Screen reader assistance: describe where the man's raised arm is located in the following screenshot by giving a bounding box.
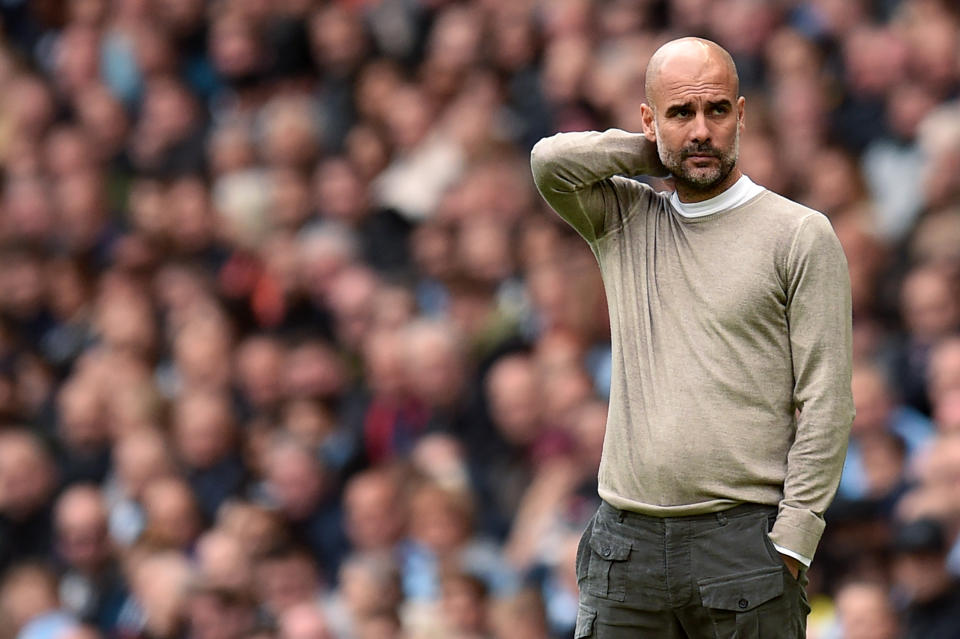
[530,129,666,242]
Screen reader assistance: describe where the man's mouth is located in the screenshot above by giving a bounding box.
[682,146,719,158]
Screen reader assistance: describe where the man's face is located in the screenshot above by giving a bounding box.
[642,52,744,197]
[654,105,740,192]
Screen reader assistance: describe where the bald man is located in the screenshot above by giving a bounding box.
[531,38,854,637]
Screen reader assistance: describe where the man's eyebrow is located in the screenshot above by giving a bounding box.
[664,102,693,117]
[707,99,733,110]
[663,99,733,117]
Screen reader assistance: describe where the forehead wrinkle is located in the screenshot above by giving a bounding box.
[660,80,731,94]
[659,83,734,112]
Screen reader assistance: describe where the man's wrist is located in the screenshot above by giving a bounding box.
[771,543,812,567]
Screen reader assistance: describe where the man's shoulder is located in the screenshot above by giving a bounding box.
[756,189,827,223]
[751,192,847,272]
[751,189,837,238]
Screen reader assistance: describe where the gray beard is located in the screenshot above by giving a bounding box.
[655,121,740,193]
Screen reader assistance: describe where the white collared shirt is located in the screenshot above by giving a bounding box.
[670,175,765,218]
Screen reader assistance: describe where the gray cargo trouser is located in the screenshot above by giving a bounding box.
[575,501,810,638]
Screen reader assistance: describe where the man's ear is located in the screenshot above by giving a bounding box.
[640,103,657,142]
[737,96,746,133]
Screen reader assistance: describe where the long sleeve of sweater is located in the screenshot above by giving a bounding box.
[770,212,856,560]
[530,129,664,242]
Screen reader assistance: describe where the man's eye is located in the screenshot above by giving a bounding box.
[711,106,728,115]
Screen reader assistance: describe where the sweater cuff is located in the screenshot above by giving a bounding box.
[768,504,826,562]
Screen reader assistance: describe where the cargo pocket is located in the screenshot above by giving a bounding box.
[575,514,595,586]
[585,528,631,601]
[699,566,784,638]
[574,602,597,638]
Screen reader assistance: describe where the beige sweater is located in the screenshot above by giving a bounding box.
[531,129,854,561]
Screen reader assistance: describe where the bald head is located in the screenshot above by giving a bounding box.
[645,38,739,110]
[639,37,745,201]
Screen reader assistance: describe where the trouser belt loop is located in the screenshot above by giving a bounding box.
[617,509,625,523]
[717,511,728,526]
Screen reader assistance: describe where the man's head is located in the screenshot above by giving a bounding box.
[833,580,899,639]
[141,476,203,550]
[54,484,110,573]
[850,363,895,438]
[485,354,541,446]
[254,546,321,617]
[264,437,326,521]
[0,430,58,521]
[343,466,406,551]
[900,265,960,344]
[929,336,960,406]
[890,518,954,605]
[172,390,236,471]
[641,37,744,201]
[277,601,333,639]
[194,529,253,592]
[337,552,401,618]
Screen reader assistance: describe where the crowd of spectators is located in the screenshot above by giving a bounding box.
[0,0,959,637]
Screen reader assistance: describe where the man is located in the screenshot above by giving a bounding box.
[0,430,59,573]
[530,38,854,637]
[53,485,127,632]
[831,580,900,639]
[890,518,960,639]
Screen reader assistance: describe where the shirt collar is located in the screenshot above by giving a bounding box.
[670,175,765,218]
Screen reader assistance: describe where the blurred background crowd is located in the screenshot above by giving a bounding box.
[0,0,958,638]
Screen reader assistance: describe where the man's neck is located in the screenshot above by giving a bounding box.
[669,174,764,219]
[675,168,743,203]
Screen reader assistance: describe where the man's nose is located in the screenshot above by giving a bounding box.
[689,112,711,144]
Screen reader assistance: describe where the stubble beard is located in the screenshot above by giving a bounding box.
[655,120,740,194]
